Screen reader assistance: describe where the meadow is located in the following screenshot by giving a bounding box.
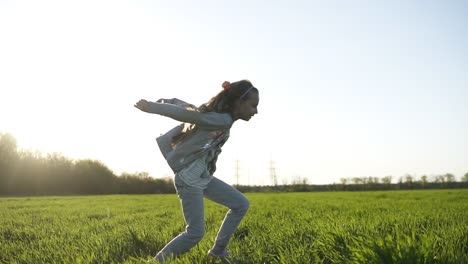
[1,190,467,264]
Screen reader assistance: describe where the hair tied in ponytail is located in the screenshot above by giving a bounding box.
[222,81,231,90]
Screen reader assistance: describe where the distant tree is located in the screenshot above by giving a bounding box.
[463,173,468,182]
[434,175,445,183]
[0,133,19,194]
[291,175,302,185]
[361,177,368,185]
[420,175,428,189]
[405,174,414,189]
[366,177,379,185]
[339,178,348,191]
[14,150,46,195]
[72,159,116,194]
[444,173,456,188]
[432,174,447,189]
[0,133,18,159]
[381,176,392,185]
[397,176,404,189]
[364,177,379,190]
[134,171,150,179]
[373,177,380,184]
[116,172,175,194]
[45,153,74,194]
[444,173,455,183]
[351,177,362,185]
[289,176,309,191]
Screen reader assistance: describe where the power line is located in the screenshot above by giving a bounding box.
[269,159,277,186]
[234,159,240,186]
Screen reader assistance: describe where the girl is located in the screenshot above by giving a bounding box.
[134,80,259,262]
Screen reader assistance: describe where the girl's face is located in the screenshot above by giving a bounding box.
[233,92,259,121]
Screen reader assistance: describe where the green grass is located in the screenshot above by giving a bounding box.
[1,190,467,264]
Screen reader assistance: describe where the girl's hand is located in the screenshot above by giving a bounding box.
[134,99,150,112]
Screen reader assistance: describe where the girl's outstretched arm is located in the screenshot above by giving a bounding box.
[134,99,232,129]
[156,98,198,111]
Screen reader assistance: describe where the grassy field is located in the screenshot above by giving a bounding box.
[1,189,467,264]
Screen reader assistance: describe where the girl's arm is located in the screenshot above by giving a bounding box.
[134,99,232,129]
[156,98,198,111]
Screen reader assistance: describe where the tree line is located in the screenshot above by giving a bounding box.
[235,174,468,193]
[1,132,467,196]
[0,133,174,196]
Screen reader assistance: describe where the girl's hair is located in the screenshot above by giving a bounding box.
[172,80,258,146]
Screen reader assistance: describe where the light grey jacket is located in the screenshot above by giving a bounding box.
[148,98,233,174]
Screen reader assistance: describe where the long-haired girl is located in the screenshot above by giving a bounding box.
[134,80,259,262]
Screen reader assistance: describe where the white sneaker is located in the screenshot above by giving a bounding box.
[207,249,239,263]
[208,249,229,257]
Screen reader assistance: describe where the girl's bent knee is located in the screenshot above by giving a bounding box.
[236,197,250,213]
[186,228,205,243]
[244,198,250,210]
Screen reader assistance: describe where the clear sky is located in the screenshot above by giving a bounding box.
[1,0,467,185]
